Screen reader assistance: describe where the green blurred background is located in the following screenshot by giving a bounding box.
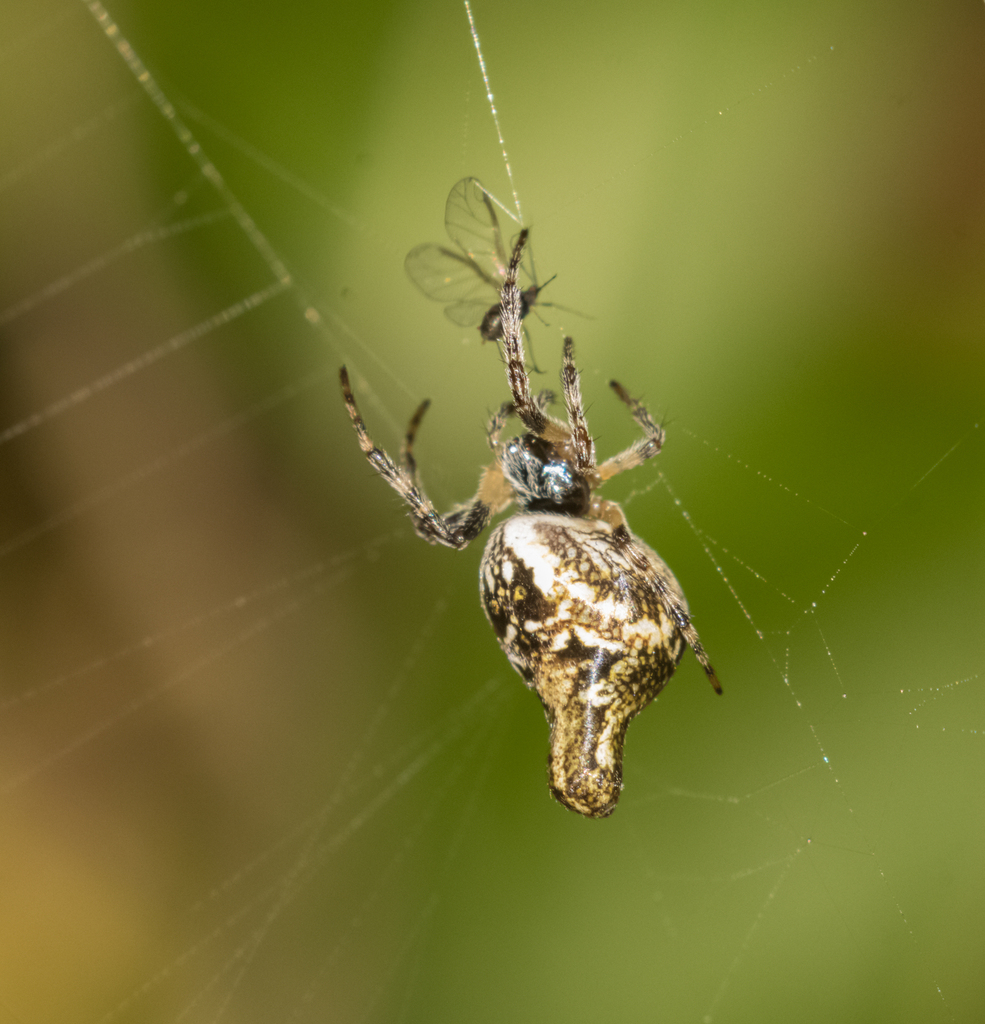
[0,0,982,1022]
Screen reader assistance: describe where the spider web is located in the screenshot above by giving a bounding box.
[0,1,982,1023]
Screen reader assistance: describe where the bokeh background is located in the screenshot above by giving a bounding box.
[0,0,982,1022]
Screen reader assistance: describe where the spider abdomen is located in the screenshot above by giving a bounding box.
[480,513,688,817]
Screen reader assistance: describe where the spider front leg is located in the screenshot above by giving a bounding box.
[339,367,490,550]
[560,336,596,472]
[499,229,549,435]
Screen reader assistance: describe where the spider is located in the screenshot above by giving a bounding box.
[340,229,720,818]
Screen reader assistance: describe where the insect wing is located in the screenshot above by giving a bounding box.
[444,299,497,329]
[405,178,528,332]
[444,177,516,286]
[404,242,500,305]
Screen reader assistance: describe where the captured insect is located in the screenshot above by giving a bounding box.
[404,177,552,346]
[341,230,720,818]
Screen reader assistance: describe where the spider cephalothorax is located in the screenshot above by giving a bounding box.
[340,229,720,817]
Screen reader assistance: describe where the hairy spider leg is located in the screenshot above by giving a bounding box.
[499,229,548,435]
[485,389,556,449]
[559,336,596,472]
[339,367,488,549]
[621,536,722,695]
[596,380,667,481]
[576,376,720,695]
[400,398,431,483]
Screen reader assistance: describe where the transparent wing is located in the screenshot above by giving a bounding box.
[444,299,496,329]
[404,242,500,304]
[443,177,517,285]
[405,178,535,334]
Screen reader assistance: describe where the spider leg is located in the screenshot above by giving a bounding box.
[339,367,490,550]
[486,389,556,449]
[444,460,514,533]
[400,398,431,483]
[500,230,548,435]
[560,337,596,472]
[596,380,666,481]
[534,388,556,411]
[683,624,723,694]
[486,401,517,449]
[617,527,722,695]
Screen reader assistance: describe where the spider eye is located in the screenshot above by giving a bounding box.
[502,437,590,516]
[530,462,590,514]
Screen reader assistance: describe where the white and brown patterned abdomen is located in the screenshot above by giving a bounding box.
[480,513,688,817]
